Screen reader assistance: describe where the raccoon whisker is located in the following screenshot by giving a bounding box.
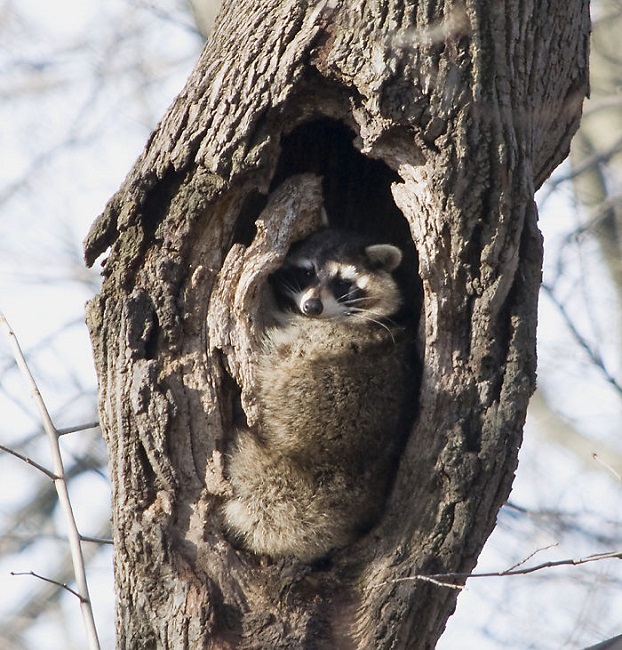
[277,280,302,297]
[367,318,396,343]
[340,295,391,313]
[339,297,375,310]
[351,305,399,325]
[339,295,365,304]
[346,305,398,326]
[346,308,397,342]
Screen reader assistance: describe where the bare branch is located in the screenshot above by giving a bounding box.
[541,284,622,395]
[592,453,622,482]
[0,443,58,480]
[372,550,622,590]
[11,571,84,602]
[57,421,100,436]
[539,134,622,199]
[0,313,101,650]
[370,575,465,591]
[80,535,113,545]
[504,543,559,573]
[458,550,622,579]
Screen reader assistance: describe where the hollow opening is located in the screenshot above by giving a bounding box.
[270,118,423,324]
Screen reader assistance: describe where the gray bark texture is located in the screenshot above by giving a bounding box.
[84,0,589,648]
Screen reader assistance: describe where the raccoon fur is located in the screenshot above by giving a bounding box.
[223,229,418,562]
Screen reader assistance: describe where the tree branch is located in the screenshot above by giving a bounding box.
[11,571,84,602]
[0,443,58,480]
[57,421,100,436]
[592,453,622,482]
[80,534,114,545]
[372,550,622,590]
[0,312,101,650]
[541,284,622,395]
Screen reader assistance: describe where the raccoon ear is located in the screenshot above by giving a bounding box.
[365,244,402,272]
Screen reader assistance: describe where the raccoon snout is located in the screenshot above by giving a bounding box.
[302,297,323,316]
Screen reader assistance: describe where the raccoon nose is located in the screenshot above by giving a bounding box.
[302,298,323,316]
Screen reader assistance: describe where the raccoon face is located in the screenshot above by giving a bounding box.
[270,230,404,322]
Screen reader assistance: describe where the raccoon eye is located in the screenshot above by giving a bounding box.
[293,265,316,288]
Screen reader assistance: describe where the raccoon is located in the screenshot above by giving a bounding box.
[223,229,418,562]
[269,229,404,323]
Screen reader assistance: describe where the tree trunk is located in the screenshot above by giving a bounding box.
[84,1,589,648]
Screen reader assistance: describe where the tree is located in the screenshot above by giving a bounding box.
[83,1,589,647]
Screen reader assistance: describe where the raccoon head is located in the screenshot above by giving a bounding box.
[270,230,404,322]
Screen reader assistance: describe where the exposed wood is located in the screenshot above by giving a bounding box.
[85,0,589,647]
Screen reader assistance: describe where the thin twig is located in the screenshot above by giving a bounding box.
[370,550,622,590]
[373,574,465,590]
[0,443,58,480]
[439,550,622,580]
[541,284,622,395]
[0,312,101,650]
[592,453,622,482]
[2,531,113,546]
[57,421,100,436]
[504,543,559,573]
[11,571,84,601]
[80,534,114,545]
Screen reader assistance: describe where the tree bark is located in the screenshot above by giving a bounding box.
[84,1,589,648]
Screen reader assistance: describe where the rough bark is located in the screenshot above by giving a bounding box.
[84,1,589,648]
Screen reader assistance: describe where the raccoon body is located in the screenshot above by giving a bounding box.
[223,229,417,562]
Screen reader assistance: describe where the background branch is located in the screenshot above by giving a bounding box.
[0,313,101,650]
